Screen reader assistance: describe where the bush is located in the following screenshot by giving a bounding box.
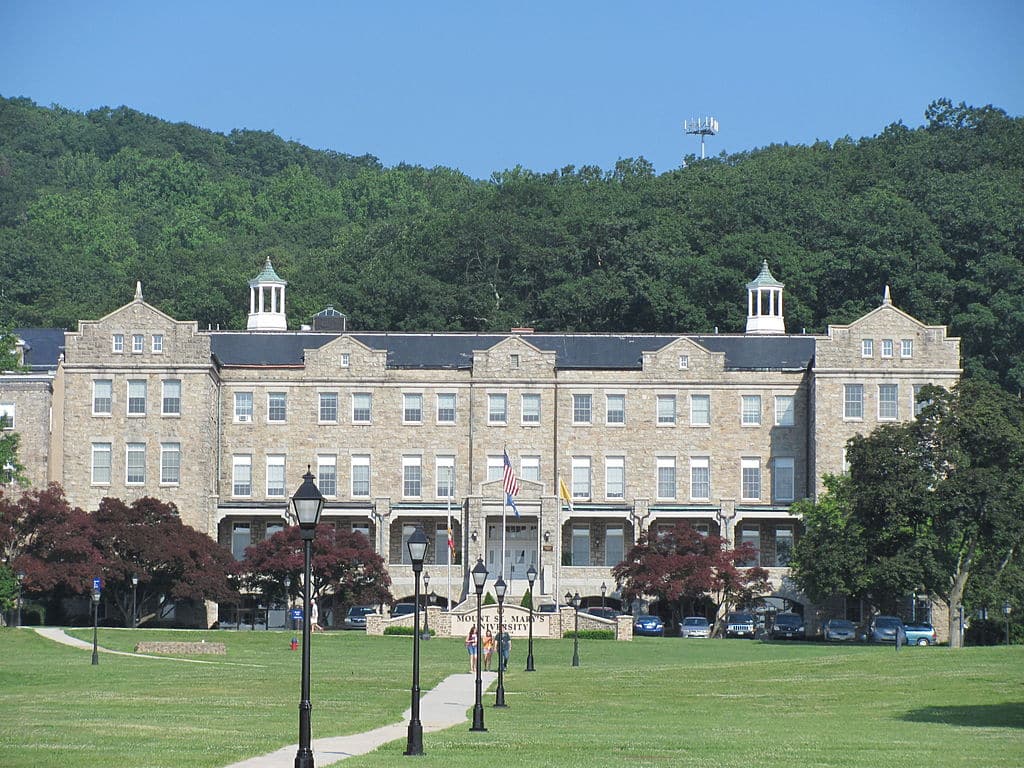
[564,629,614,640]
[384,626,435,637]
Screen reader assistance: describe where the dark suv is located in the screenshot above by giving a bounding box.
[770,613,806,640]
[725,612,757,639]
[867,615,907,644]
[343,605,375,630]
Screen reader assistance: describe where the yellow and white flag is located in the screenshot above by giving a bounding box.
[558,474,574,513]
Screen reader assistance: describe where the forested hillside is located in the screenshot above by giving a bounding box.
[1,96,1022,391]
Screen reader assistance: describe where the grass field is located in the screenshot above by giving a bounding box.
[1,627,1021,767]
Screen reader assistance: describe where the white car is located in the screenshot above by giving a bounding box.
[679,616,711,638]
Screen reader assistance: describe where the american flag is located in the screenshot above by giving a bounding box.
[503,450,520,516]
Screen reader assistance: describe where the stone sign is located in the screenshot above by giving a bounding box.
[449,605,551,638]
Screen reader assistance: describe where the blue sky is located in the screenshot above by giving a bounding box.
[2,1,1021,179]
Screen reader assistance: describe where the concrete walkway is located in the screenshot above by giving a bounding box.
[32,627,497,766]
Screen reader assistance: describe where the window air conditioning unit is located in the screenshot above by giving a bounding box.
[238,414,251,423]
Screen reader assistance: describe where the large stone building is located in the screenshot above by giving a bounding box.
[2,260,961,629]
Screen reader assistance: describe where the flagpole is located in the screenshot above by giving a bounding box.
[446,493,452,612]
[502,494,507,581]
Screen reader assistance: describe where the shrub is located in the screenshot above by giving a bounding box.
[564,629,614,640]
[384,626,435,637]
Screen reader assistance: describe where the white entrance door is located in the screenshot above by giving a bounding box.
[486,522,538,584]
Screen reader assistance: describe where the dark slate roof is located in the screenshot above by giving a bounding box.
[210,331,816,371]
[13,328,65,371]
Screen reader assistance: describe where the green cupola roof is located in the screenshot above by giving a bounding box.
[250,257,286,285]
[746,259,784,290]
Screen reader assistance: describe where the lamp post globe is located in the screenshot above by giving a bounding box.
[404,526,428,755]
[1004,600,1012,647]
[91,586,101,665]
[131,574,138,629]
[493,576,507,708]
[600,581,607,610]
[567,591,581,667]
[290,467,324,768]
[421,571,431,640]
[525,564,537,672]
[16,570,25,628]
[284,575,293,630]
[470,557,488,732]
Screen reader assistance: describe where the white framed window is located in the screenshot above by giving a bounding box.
[861,339,874,358]
[234,391,253,422]
[91,442,111,484]
[488,393,507,424]
[161,379,181,416]
[572,394,592,424]
[657,394,676,425]
[232,455,252,496]
[231,522,251,561]
[112,334,124,353]
[901,339,914,358]
[351,454,371,497]
[913,384,930,417]
[151,334,163,353]
[132,334,144,354]
[266,456,286,499]
[266,455,286,497]
[878,383,899,420]
[741,458,761,501]
[520,455,540,482]
[319,392,338,422]
[656,456,677,500]
[775,526,794,566]
[317,455,337,497]
[606,394,625,425]
[773,457,795,502]
[436,455,455,498]
[690,394,710,426]
[605,456,625,499]
[690,456,710,500]
[571,456,591,499]
[678,354,689,370]
[844,384,864,420]
[160,442,180,485]
[126,443,146,485]
[402,455,422,498]
[352,392,372,423]
[510,353,520,368]
[127,380,147,416]
[92,380,112,416]
[403,393,423,423]
[486,455,503,482]
[352,521,370,542]
[571,525,591,566]
[739,525,760,566]
[437,393,456,424]
[605,525,624,566]
[267,392,287,422]
[775,395,795,426]
[265,522,284,540]
[741,395,762,426]
[340,353,350,368]
[881,339,894,358]
[521,393,541,424]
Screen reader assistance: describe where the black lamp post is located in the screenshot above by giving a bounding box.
[1004,600,1012,646]
[600,581,607,611]
[566,590,581,667]
[91,584,101,665]
[420,571,431,641]
[284,576,293,631]
[470,557,488,732]
[131,574,138,628]
[525,564,537,672]
[291,467,325,768]
[404,526,428,756]
[16,570,24,628]
[493,576,507,708]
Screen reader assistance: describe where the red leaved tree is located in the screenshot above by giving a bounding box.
[612,521,770,633]
[239,524,392,628]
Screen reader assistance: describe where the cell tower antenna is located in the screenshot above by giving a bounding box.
[683,116,719,160]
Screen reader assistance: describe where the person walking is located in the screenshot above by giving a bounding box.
[498,629,512,672]
[482,629,495,671]
[465,626,478,673]
[310,599,323,632]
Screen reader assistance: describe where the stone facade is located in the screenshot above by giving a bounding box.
[3,266,962,632]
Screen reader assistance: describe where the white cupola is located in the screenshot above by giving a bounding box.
[745,259,786,335]
[247,257,288,331]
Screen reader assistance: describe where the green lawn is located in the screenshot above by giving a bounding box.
[2,628,1021,767]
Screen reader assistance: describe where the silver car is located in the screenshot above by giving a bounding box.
[679,616,711,638]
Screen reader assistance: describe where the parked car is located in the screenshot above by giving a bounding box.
[822,618,858,642]
[537,604,559,613]
[679,616,711,638]
[390,603,417,618]
[586,607,621,620]
[770,612,806,640]
[633,614,665,636]
[867,615,907,644]
[341,605,375,630]
[903,622,938,646]
[725,612,757,639]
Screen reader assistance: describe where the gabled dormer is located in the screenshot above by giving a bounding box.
[247,257,288,331]
[745,260,786,335]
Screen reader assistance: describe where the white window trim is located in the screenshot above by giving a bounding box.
[690,394,710,427]
[774,395,795,427]
[605,455,625,499]
[740,457,761,501]
[232,455,252,497]
[741,395,762,427]
[773,457,795,502]
[605,393,626,426]
[352,392,372,424]
[656,456,677,501]
[520,393,541,426]
[436,393,457,424]
[160,442,181,486]
[403,392,424,424]
[351,454,371,497]
[689,456,710,501]
[843,383,864,422]
[572,393,593,425]
[487,393,508,425]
